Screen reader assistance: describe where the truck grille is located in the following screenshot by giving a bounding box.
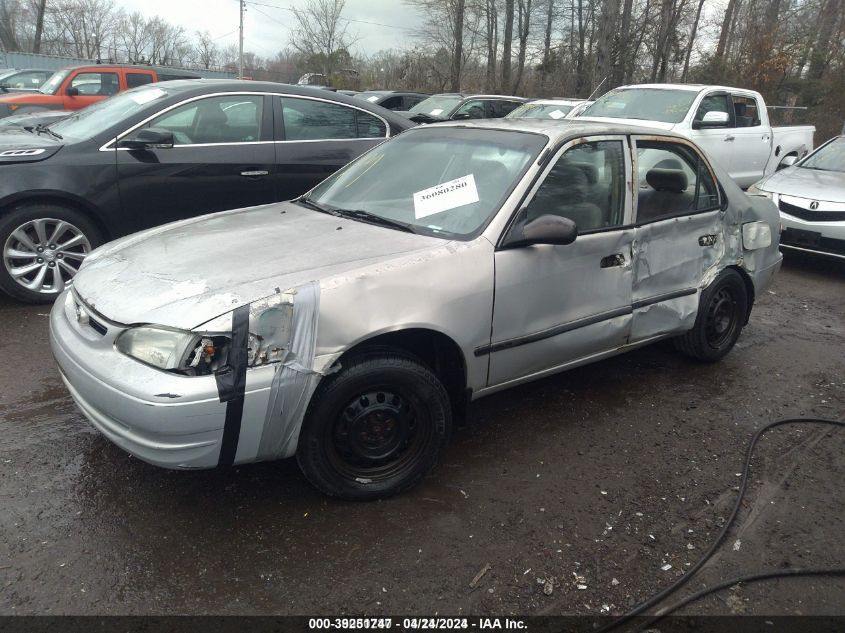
[779,199,845,222]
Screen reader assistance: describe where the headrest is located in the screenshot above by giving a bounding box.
[565,161,598,184]
[197,105,227,125]
[653,158,683,170]
[646,168,687,193]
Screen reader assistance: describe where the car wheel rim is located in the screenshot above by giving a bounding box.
[705,287,738,348]
[3,218,91,295]
[328,388,429,481]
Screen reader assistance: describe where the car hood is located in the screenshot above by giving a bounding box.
[0,127,62,162]
[73,202,446,330]
[758,166,845,202]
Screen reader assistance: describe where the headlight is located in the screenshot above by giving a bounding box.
[115,326,230,376]
[746,182,773,199]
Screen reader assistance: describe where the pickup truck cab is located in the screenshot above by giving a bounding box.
[0,64,201,119]
[581,84,815,188]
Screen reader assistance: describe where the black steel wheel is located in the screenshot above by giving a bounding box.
[675,268,749,362]
[297,350,451,500]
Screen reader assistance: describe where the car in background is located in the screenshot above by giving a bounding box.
[580,84,814,188]
[49,119,782,500]
[748,135,845,260]
[0,80,414,303]
[400,93,527,123]
[0,68,53,93]
[505,98,588,120]
[354,90,429,111]
[0,109,71,129]
[0,64,202,118]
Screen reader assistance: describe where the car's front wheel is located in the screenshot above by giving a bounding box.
[0,203,102,303]
[674,268,748,362]
[297,351,452,500]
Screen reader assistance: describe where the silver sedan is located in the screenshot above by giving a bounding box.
[749,135,845,260]
[50,120,782,499]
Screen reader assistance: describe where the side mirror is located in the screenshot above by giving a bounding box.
[502,213,578,249]
[777,155,798,170]
[118,127,175,150]
[692,110,730,129]
[452,111,471,120]
[66,86,79,97]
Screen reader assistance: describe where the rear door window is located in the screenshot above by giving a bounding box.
[281,97,385,140]
[127,73,154,88]
[731,95,761,127]
[635,141,720,223]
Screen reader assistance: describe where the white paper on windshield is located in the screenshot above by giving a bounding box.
[367,95,379,102]
[130,88,166,105]
[430,108,444,116]
[413,175,479,219]
[548,109,565,119]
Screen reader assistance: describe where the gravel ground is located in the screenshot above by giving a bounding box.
[0,251,843,618]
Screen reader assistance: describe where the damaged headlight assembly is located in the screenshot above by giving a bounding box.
[114,292,295,376]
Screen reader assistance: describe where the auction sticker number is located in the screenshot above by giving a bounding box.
[413,175,480,219]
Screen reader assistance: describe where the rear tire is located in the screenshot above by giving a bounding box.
[297,350,451,500]
[0,203,102,304]
[674,268,748,362]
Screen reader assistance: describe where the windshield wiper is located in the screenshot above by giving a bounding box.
[333,208,417,233]
[295,196,338,215]
[34,123,62,140]
[409,112,442,123]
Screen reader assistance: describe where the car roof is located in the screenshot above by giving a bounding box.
[58,64,202,77]
[423,117,689,143]
[523,99,587,106]
[430,93,528,101]
[612,83,758,95]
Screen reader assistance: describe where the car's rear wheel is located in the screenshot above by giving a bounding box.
[674,268,748,362]
[0,204,102,304]
[297,351,451,500]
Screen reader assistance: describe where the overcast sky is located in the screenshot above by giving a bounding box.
[113,0,424,59]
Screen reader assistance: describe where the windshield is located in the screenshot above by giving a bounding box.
[408,95,463,117]
[305,127,547,238]
[506,102,575,119]
[39,70,70,95]
[48,86,170,142]
[800,137,845,172]
[583,88,697,124]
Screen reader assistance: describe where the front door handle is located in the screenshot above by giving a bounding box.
[240,170,269,178]
[724,135,735,142]
[699,234,718,247]
[600,253,626,268]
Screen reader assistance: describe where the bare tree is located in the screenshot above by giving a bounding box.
[290,0,356,76]
[194,30,219,69]
[501,0,514,91]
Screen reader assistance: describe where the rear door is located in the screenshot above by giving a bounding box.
[488,136,635,387]
[727,92,770,187]
[272,95,389,200]
[629,136,723,342]
[115,93,276,233]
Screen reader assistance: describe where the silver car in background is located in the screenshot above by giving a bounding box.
[50,120,782,500]
[749,135,845,260]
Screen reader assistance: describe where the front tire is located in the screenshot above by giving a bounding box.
[674,268,748,362]
[0,203,102,304]
[297,351,452,500]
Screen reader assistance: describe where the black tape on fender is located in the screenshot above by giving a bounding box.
[215,304,250,467]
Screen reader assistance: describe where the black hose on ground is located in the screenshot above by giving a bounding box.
[597,417,845,633]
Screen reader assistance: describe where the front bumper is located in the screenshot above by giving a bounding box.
[50,289,230,469]
[778,195,845,260]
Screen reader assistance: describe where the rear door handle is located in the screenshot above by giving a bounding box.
[240,170,269,178]
[600,253,626,268]
[724,135,735,142]
[699,234,717,247]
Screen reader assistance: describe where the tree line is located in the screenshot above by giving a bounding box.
[1,0,843,140]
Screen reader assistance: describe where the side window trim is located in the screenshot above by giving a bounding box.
[496,134,633,248]
[103,91,281,151]
[276,94,390,143]
[631,135,722,225]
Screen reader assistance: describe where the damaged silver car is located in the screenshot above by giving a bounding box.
[50,120,782,500]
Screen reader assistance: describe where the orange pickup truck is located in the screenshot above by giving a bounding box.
[0,64,201,118]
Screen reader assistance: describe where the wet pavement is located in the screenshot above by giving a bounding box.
[1,252,843,617]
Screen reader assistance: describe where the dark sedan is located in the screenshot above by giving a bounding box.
[400,93,527,123]
[0,80,414,303]
[354,90,429,110]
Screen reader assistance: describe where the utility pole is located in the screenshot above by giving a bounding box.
[238,0,245,79]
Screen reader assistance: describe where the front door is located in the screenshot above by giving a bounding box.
[62,70,120,110]
[488,136,635,387]
[630,136,724,342]
[116,93,276,234]
[688,91,734,174]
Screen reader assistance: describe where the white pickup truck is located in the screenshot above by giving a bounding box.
[580,84,815,188]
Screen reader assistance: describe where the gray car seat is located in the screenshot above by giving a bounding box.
[637,168,694,222]
[527,164,602,231]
